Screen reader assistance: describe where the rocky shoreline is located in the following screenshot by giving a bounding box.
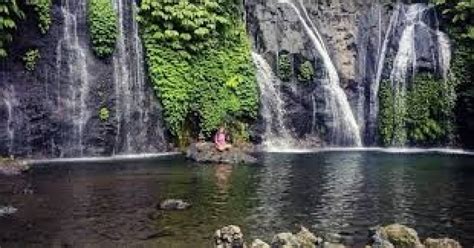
[0,158,29,176]
[186,142,258,164]
[213,224,462,248]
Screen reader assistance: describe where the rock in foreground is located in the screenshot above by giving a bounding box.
[186,143,257,164]
[0,158,29,176]
[159,199,191,210]
[214,225,245,248]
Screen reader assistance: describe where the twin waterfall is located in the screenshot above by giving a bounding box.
[254,0,362,149]
[253,1,452,150]
[0,1,453,157]
[53,0,164,157]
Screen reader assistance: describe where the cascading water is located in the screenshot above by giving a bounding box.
[56,0,91,157]
[252,53,297,150]
[112,0,166,154]
[1,86,17,155]
[278,0,362,147]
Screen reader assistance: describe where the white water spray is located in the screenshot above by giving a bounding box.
[56,0,91,156]
[252,52,297,150]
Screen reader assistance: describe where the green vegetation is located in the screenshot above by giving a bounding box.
[297,60,314,82]
[139,0,258,146]
[432,0,474,147]
[378,74,455,147]
[0,1,24,58]
[432,0,473,41]
[22,48,40,71]
[278,53,292,81]
[99,107,110,122]
[27,0,52,34]
[87,0,118,58]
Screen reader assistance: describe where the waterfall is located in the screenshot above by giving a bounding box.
[379,4,452,146]
[1,86,17,155]
[252,53,297,150]
[112,0,165,154]
[279,0,362,147]
[56,0,91,157]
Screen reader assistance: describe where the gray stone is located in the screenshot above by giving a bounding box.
[295,226,322,247]
[271,232,300,248]
[371,224,423,248]
[250,239,270,248]
[214,225,245,248]
[424,238,461,248]
[159,199,191,210]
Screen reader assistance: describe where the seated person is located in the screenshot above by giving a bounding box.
[214,127,232,152]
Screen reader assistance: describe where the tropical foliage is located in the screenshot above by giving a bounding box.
[87,0,118,58]
[27,0,52,34]
[297,60,314,82]
[23,48,40,71]
[0,0,24,58]
[278,53,292,81]
[378,74,455,147]
[139,0,258,145]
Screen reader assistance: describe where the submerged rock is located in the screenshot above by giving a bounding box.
[0,158,29,176]
[424,238,461,248]
[186,142,257,165]
[214,225,245,248]
[0,206,18,217]
[159,199,191,210]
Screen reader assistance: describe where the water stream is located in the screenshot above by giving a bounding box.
[56,0,91,157]
[279,0,362,147]
[252,53,297,150]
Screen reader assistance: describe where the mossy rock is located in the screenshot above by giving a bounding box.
[379,224,423,248]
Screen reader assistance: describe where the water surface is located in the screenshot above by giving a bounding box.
[1,151,474,247]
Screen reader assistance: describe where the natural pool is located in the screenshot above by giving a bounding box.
[1,150,474,247]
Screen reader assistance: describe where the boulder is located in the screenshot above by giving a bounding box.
[186,142,257,165]
[295,226,323,247]
[271,232,300,248]
[424,238,461,248]
[214,225,245,248]
[0,206,18,217]
[371,224,423,248]
[250,239,270,248]
[159,199,191,210]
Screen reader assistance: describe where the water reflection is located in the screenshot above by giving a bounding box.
[1,153,474,247]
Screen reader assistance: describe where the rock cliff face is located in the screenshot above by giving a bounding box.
[246,0,449,146]
[0,0,167,158]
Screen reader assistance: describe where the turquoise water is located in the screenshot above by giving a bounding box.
[1,151,474,247]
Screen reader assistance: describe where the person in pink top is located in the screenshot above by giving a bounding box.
[214,126,232,152]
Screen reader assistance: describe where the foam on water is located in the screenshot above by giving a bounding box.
[26,152,181,165]
[264,147,474,156]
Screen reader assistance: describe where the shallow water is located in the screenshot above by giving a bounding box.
[1,151,474,247]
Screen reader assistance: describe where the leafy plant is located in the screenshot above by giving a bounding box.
[138,0,230,56]
[99,107,110,122]
[278,53,292,81]
[0,0,24,58]
[22,48,40,71]
[297,60,314,82]
[87,0,118,58]
[27,0,52,34]
[140,0,258,145]
[432,0,474,40]
[378,74,456,146]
